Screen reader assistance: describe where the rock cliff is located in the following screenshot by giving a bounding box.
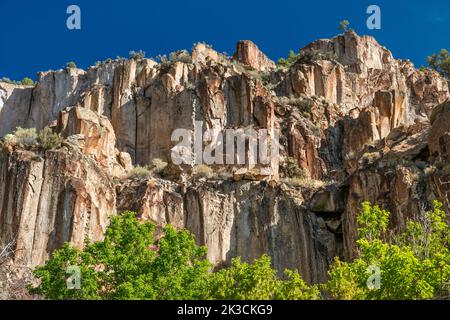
[1,30,449,285]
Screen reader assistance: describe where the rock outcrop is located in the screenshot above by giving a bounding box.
[0,146,116,267]
[1,31,450,286]
[233,40,276,72]
[117,178,342,283]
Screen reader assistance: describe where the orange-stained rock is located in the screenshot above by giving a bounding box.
[233,40,276,72]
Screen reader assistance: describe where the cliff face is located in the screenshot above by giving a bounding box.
[0,146,116,266]
[1,30,449,284]
[117,179,342,284]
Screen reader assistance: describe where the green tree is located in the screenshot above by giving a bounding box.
[66,61,77,69]
[338,20,350,32]
[21,77,34,86]
[427,49,450,78]
[30,212,319,300]
[208,255,319,300]
[31,212,212,299]
[324,201,450,300]
[277,50,299,67]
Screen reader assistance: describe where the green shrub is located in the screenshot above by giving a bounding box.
[338,20,350,32]
[192,164,214,179]
[2,127,38,147]
[38,127,63,150]
[298,49,337,64]
[151,158,168,174]
[209,255,319,300]
[30,212,319,300]
[21,77,34,86]
[169,50,192,64]
[277,50,299,68]
[128,165,151,179]
[323,201,450,300]
[66,61,77,69]
[427,49,450,78]
[282,156,307,179]
[129,50,146,60]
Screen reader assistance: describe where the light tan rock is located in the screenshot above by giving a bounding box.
[57,106,127,177]
[233,40,275,72]
[0,147,116,267]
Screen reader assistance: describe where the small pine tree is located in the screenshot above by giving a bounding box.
[427,48,450,78]
[66,61,77,69]
[338,20,350,32]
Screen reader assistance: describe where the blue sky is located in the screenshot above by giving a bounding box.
[1,0,450,80]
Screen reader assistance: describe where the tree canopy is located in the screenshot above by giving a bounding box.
[30,201,450,300]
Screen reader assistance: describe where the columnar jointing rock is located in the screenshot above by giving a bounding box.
[117,179,342,283]
[0,147,116,267]
[0,31,450,284]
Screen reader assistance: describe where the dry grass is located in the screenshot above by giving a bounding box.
[2,127,38,147]
[127,165,152,180]
[192,164,214,179]
[282,177,326,189]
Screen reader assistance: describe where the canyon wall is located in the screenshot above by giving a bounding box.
[1,30,449,284]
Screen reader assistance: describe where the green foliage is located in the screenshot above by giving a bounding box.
[277,50,299,67]
[28,199,450,300]
[21,77,34,86]
[0,77,22,85]
[129,50,146,60]
[169,50,193,64]
[357,202,390,241]
[2,127,38,147]
[324,201,450,300]
[66,61,77,69]
[282,156,307,179]
[298,49,337,64]
[128,165,151,179]
[208,255,319,300]
[31,212,212,300]
[338,20,350,32]
[38,127,63,150]
[427,49,450,78]
[151,158,168,174]
[30,213,319,300]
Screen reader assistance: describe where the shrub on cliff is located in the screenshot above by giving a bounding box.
[192,164,214,179]
[338,20,350,32]
[21,77,34,86]
[323,201,450,299]
[128,165,151,179]
[151,158,168,174]
[129,50,146,60]
[66,61,77,69]
[427,49,450,78]
[169,50,192,64]
[277,50,299,68]
[2,127,38,147]
[38,127,63,150]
